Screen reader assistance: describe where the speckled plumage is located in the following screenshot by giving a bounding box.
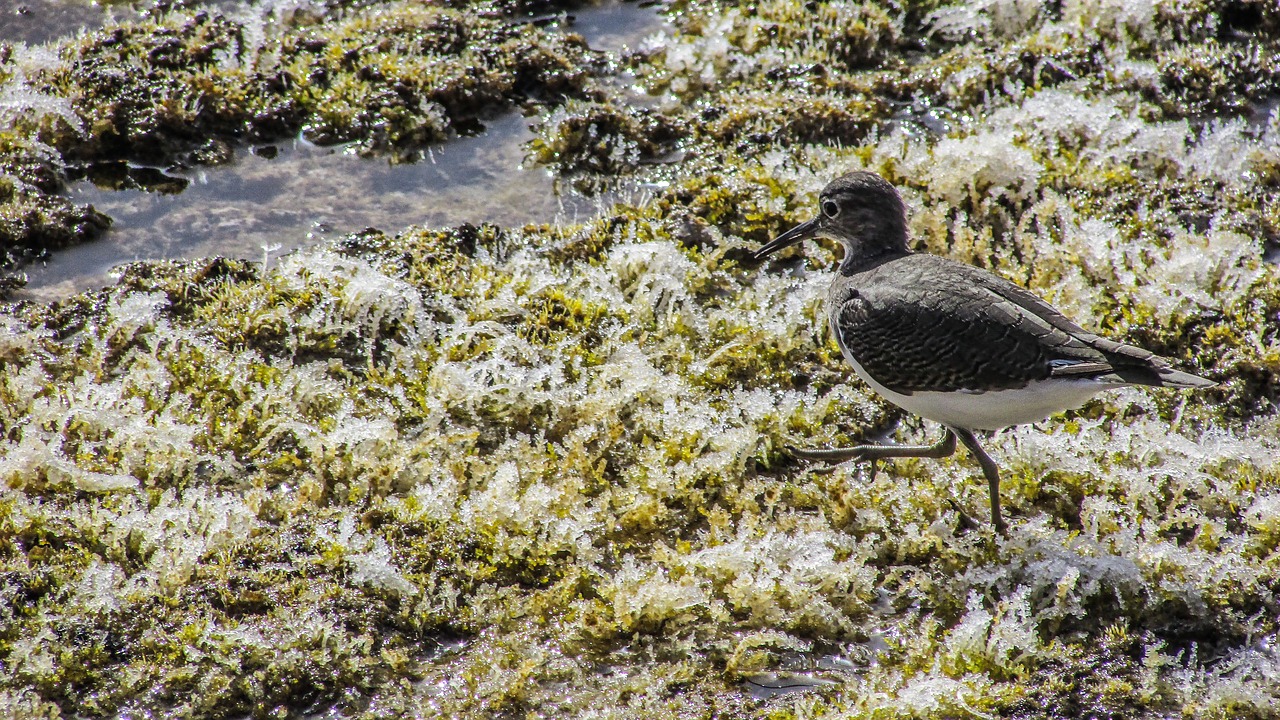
[754,170,1215,532]
[828,252,1202,395]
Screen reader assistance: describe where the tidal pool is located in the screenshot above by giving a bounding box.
[0,0,140,45]
[15,0,668,300]
[0,0,255,45]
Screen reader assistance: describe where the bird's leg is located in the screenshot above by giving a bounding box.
[788,428,957,464]
[952,428,1007,535]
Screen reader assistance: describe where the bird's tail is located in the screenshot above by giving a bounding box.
[1153,366,1216,389]
[1081,335,1216,390]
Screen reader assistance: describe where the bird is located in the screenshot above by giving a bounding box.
[753,170,1215,533]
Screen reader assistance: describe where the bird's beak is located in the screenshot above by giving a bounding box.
[753,217,819,260]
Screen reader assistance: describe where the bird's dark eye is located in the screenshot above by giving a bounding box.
[821,199,840,218]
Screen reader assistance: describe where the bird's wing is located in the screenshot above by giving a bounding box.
[958,262,1214,389]
[834,268,1101,394]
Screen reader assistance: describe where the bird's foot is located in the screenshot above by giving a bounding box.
[801,457,880,481]
[946,498,980,534]
[786,430,957,466]
[786,444,873,464]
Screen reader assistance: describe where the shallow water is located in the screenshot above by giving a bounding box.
[0,0,662,46]
[0,0,251,45]
[20,113,610,300]
[0,0,137,45]
[13,0,669,301]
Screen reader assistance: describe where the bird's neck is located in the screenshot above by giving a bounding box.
[838,244,910,276]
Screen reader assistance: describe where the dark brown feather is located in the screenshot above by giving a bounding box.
[830,254,1210,393]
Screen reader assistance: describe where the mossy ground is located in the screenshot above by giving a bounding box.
[2,0,1280,718]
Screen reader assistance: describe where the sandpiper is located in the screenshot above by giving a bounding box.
[755,171,1215,533]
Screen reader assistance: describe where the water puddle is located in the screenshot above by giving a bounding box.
[561,0,666,52]
[0,0,137,45]
[12,0,669,301]
[20,112,605,300]
[0,0,246,46]
[739,637,886,700]
[742,671,840,699]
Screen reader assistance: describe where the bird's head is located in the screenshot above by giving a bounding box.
[754,171,909,270]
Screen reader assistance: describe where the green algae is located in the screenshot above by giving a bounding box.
[2,0,1280,719]
[38,3,599,164]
